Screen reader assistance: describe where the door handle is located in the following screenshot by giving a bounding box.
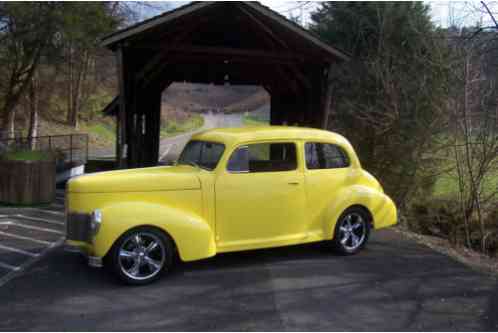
[288,181,300,185]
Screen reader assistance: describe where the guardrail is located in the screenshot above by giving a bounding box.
[0,134,89,165]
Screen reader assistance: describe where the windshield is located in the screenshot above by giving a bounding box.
[177,140,225,171]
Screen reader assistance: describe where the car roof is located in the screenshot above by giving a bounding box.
[191,126,350,147]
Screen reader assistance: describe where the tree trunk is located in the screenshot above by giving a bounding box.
[3,105,16,140]
[2,47,43,139]
[66,48,90,128]
[27,75,39,150]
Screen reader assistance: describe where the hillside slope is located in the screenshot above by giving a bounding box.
[162,83,270,113]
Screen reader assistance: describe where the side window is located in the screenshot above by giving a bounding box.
[199,142,225,170]
[227,142,297,173]
[305,143,350,169]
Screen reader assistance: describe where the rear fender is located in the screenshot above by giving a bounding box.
[93,202,216,261]
[323,185,397,239]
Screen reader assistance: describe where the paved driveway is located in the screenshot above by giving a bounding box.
[0,221,496,331]
[0,191,65,284]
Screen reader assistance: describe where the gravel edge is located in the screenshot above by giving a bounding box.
[393,227,498,279]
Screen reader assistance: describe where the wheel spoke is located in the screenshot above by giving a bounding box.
[346,215,353,228]
[352,222,363,230]
[144,256,161,272]
[339,226,348,232]
[133,235,142,247]
[128,260,141,277]
[119,250,135,260]
[340,232,350,244]
[351,233,360,247]
[145,241,158,254]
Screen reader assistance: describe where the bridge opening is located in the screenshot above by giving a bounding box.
[159,82,270,164]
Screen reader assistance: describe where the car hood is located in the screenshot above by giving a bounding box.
[67,165,201,194]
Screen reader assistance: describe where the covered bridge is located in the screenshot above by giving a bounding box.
[101,1,349,168]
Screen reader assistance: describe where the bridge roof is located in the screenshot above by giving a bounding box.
[101,1,349,62]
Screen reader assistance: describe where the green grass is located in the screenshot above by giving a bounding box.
[242,114,268,126]
[86,123,116,142]
[83,114,204,146]
[161,114,204,138]
[427,133,498,199]
[433,165,498,198]
[1,150,54,161]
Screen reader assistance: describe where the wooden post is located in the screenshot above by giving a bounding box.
[140,87,162,166]
[270,93,285,125]
[116,46,127,169]
[321,64,335,130]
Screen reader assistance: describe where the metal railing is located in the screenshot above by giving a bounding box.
[0,134,89,165]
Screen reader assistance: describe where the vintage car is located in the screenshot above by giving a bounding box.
[65,127,397,284]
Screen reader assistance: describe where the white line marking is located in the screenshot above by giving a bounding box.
[27,208,64,217]
[15,214,64,226]
[50,203,65,209]
[0,237,64,287]
[0,221,64,235]
[159,144,172,161]
[0,231,53,245]
[0,262,21,271]
[0,244,38,257]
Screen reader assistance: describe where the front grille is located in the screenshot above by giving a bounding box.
[66,213,92,242]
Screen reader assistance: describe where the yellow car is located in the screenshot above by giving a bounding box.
[65,127,397,284]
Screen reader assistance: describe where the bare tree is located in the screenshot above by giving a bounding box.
[449,24,498,252]
[0,3,58,139]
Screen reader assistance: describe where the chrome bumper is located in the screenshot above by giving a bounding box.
[64,244,103,268]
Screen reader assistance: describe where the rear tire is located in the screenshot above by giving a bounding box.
[108,226,174,285]
[332,207,370,255]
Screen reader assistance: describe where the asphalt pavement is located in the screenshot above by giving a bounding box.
[0,191,65,285]
[0,214,496,331]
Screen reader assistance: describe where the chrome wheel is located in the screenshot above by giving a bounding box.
[338,212,367,252]
[118,232,166,281]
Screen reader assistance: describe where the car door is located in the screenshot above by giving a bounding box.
[304,142,352,235]
[215,141,307,251]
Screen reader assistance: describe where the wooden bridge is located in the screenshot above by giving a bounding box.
[101,1,349,168]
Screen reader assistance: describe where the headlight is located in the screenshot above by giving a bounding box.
[90,209,102,236]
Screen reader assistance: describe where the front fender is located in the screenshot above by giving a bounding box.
[323,185,397,239]
[93,202,216,261]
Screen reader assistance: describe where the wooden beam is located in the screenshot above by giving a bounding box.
[321,64,335,130]
[135,16,214,82]
[134,45,312,63]
[143,61,290,89]
[102,2,217,48]
[237,4,289,50]
[116,46,127,168]
[244,2,350,61]
[234,5,299,95]
[237,3,320,93]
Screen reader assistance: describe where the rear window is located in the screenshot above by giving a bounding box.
[305,143,350,169]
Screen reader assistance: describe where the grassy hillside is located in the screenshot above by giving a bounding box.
[7,83,268,158]
[163,83,269,112]
[225,89,270,113]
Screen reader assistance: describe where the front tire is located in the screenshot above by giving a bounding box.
[332,208,370,255]
[108,227,174,285]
